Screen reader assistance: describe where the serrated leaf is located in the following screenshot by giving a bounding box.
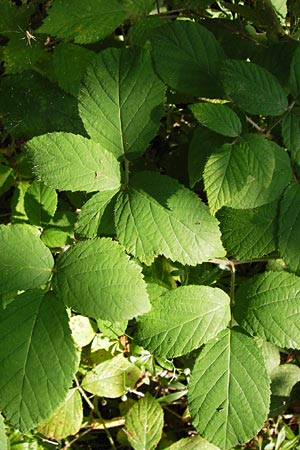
[37,389,83,440]
[282,108,300,165]
[82,354,140,398]
[37,0,126,44]
[52,237,151,322]
[289,46,300,97]
[75,189,118,239]
[125,393,164,450]
[221,59,288,116]
[0,225,54,294]
[188,126,225,188]
[0,413,8,450]
[235,271,300,348]
[165,435,220,450]
[217,202,278,260]
[52,43,95,97]
[204,134,291,214]
[26,132,121,193]
[0,72,85,138]
[279,184,300,274]
[79,46,166,160]
[190,103,242,137]
[188,328,270,449]
[115,171,225,265]
[24,180,57,227]
[0,290,78,431]
[151,21,225,97]
[135,285,230,358]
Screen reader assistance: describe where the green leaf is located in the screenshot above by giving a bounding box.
[289,46,300,97]
[188,328,270,449]
[221,59,288,116]
[125,393,164,450]
[0,225,54,294]
[0,413,8,450]
[26,132,121,193]
[24,180,57,227]
[204,134,291,214]
[151,21,225,97]
[270,364,300,416]
[217,202,278,260]
[190,103,242,137]
[37,389,83,440]
[3,33,46,75]
[37,0,127,44]
[79,46,166,160]
[188,126,225,188]
[97,319,128,340]
[82,354,141,398]
[234,271,300,348]
[52,43,95,97]
[0,164,14,197]
[0,1,34,37]
[0,290,78,431]
[135,285,230,358]
[52,237,151,322]
[115,171,225,266]
[279,184,300,274]
[41,211,76,248]
[282,108,300,165]
[165,435,220,450]
[128,16,168,47]
[0,72,85,138]
[75,189,119,239]
[70,315,97,347]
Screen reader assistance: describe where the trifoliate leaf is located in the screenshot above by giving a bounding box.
[279,183,300,274]
[52,237,151,322]
[221,59,288,116]
[190,103,242,137]
[24,180,57,227]
[289,46,300,98]
[37,389,83,440]
[0,224,54,294]
[26,132,121,193]
[282,108,300,166]
[0,290,78,431]
[188,328,270,449]
[135,285,230,358]
[79,46,166,160]
[37,0,127,44]
[125,393,164,450]
[115,171,225,265]
[151,21,225,97]
[204,134,291,214]
[75,189,119,239]
[82,354,140,398]
[217,202,278,260]
[235,271,300,348]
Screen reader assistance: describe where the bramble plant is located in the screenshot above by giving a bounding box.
[2,0,300,449]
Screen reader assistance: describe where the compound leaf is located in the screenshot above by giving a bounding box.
[235,271,300,348]
[26,132,121,193]
[188,328,270,449]
[0,290,78,432]
[52,237,151,322]
[151,21,225,97]
[79,46,166,160]
[135,285,230,358]
[37,0,127,44]
[190,103,242,137]
[125,393,164,450]
[115,171,225,265]
[221,59,288,116]
[0,225,54,294]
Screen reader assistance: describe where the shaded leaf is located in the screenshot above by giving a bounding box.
[24,180,57,227]
[0,165,14,197]
[165,435,220,450]
[190,103,242,137]
[41,211,76,248]
[282,108,300,166]
[289,46,300,97]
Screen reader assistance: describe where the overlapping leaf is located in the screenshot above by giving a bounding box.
[0,290,78,431]
[135,285,230,358]
[221,59,288,116]
[188,328,270,449]
[165,435,220,450]
[235,271,300,348]
[26,133,121,193]
[282,108,300,165]
[114,171,225,265]
[0,414,7,450]
[289,46,300,97]
[52,237,151,322]
[24,180,57,227]
[79,46,166,160]
[190,103,242,137]
[151,21,225,97]
[0,225,54,294]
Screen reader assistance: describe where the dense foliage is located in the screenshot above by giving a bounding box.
[2,1,300,449]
